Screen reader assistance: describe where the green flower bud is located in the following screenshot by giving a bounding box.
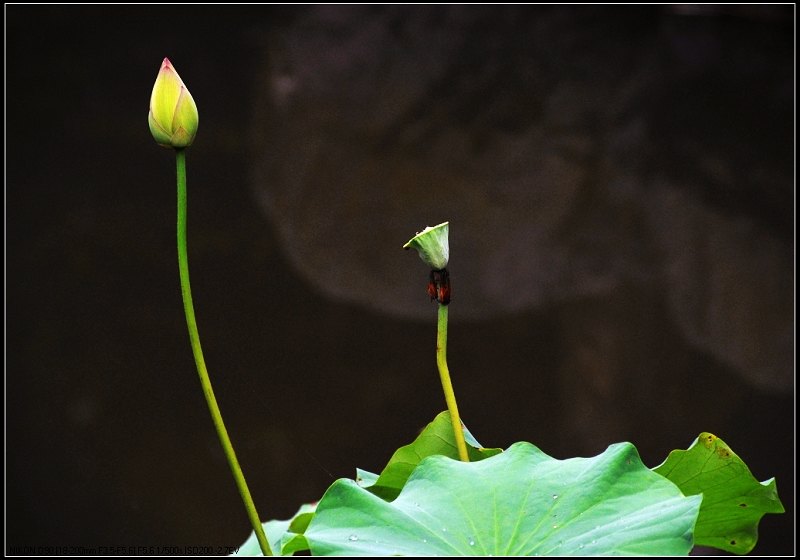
[403,222,450,270]
[148,58,199,148]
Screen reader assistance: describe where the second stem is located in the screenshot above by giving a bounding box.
[436,303,470,462]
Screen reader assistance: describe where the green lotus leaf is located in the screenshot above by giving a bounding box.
[653,432,784,554]
[305,441,702,556]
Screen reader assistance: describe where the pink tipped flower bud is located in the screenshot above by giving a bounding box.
[148,58,199,148]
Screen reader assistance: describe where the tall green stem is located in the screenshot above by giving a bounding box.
[176,149,273,556]
[436,303,469,462]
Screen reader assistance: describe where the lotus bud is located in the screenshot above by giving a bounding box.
[148,58,199,148]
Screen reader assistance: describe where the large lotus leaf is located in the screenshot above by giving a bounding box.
[653,432,784,554]
[305,441,702,556]
[365,411,502,500]
[235,502,316,556]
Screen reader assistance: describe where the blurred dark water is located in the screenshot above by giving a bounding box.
[6,6,794,555]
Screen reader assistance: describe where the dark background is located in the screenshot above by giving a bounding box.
[6,5,794,556]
